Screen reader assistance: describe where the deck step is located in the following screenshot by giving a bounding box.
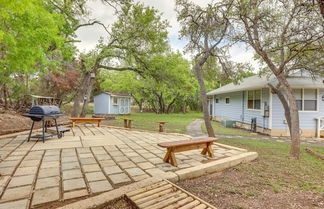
[127,179,216,209]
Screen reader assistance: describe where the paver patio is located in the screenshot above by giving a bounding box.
[0,125,255,208]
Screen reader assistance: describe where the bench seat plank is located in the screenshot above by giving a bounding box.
[69,118,105,127]
[158,137,217,148]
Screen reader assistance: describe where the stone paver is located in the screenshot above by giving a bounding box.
[85,172,107,182]
[35,176,60,189]
[137,162,155,169]
[103,165,122,175]
[125,167,146,177]
[7,175,35,188]
[0,125,250,208]
[118,161,136,169]
[14,167,38,176]
[1,185,32,201]
[32,187,60,206]
[64,189,88,200]
[89,180,113,193]
[108,173,131,184]
[0,199,29,209]
[82,164,101,172]
[61,162,80,171]
[63,169,83,180]
[63,178,86,191]
[38,167,60,178]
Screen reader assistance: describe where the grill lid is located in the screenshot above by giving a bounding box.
[29,105,61,115]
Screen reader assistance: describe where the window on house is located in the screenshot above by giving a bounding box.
[215,98,219,103]
[293,89,317,111]
[225,97,230,104]
[112,97,118,105]
[247,90,261,110]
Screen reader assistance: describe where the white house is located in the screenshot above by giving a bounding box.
[207,73,324,138]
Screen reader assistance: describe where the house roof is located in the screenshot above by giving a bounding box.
[207,74,324,95]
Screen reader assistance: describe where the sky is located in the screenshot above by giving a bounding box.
[75,0,258,69]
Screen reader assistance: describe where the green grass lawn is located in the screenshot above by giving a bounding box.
[101,112,202,134]
[202,120,259,137]
[217,138,324,193]
[178,138,324,208]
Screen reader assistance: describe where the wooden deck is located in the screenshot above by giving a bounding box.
[127,179,216,209]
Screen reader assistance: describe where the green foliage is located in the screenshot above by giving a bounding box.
[99,52,198,113]
[0,0,65,81]
[96,2,170,72]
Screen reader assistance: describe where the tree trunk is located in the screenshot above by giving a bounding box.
[194,62,215,137]
[72,72,90,117]
[277,75,301,159]
[131,95,143,112]
[80,74,96,117]
[166,94,179,114]
[3,84,8,110]
[182,101,186,114]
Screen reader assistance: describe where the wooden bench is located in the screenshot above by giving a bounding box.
[158,137,218,166]
[122,118,133,128]
[157,121,168,132]
[69,118,105,127]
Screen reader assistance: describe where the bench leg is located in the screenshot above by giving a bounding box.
[170,151,177,166]
[97,121,100,127]
[128,120,132,129]
[72,122,75,127]
[163,148,171,163]
[207,143,214,158]
[124,120,128,128]
[201,148,207,155]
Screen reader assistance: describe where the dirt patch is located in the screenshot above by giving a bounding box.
[0,111,70,136]
[177,165,324,209]
[96,195,138,209]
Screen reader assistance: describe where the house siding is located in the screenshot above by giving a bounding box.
[213,91,242,122]
[94,93,109,114]
[271,88,324,130]
[212,88,270,129]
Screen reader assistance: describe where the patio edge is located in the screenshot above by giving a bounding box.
[175,152,258,181]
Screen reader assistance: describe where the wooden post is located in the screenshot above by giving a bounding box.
[128,120,132,128]
[123,119,128,128]
[157,121,168,132]
[159,123,164,132]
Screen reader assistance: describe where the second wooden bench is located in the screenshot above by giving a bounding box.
[158,137,218,166]
[69,117,105,127]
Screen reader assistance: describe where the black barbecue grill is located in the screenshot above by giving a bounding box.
[23,105,64,142]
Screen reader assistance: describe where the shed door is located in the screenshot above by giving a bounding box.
[119,98,129,114]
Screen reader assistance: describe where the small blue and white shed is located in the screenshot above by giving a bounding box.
[94,92,131,115]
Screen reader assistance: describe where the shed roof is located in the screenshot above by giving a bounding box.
[96,92,131,97]
[207,75,324,95]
